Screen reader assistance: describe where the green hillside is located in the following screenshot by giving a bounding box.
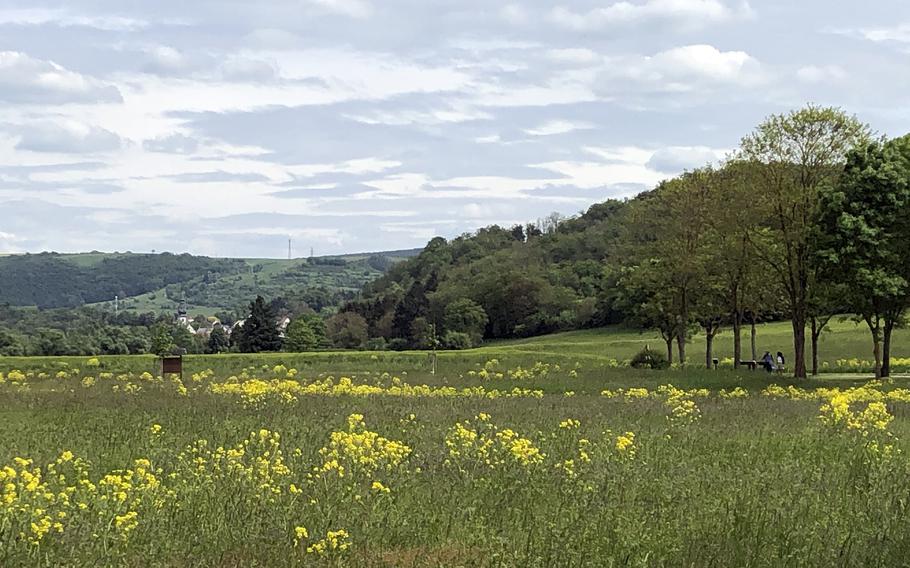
[0,249,419,314]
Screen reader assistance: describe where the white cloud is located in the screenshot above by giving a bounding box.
[14,120,123,154]
[550,0,751,31]
[646,145,728,172]
[524,120,594,136]
[856,23,910,43]
[652,44,758,83]
[142,45,192,75]
[597,44,763,94]
[0,8,148,31]
[0,51,122,104]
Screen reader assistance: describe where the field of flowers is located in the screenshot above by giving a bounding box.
[1,355,910,566]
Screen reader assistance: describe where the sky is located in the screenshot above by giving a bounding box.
[0,0,909,258]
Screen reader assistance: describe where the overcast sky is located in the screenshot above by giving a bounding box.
[0,0,908,257]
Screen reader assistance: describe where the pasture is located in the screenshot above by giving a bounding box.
[1,323,909,566]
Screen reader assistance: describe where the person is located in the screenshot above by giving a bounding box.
[760,351,774,373]
[776,351,785,375]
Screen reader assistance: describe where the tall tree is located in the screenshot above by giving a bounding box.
[625,168,716,363]
[708,161,768,367]
[206,325,229,354]
[818,135,910,377]
[235,296,282,353]
[739,105,870,378]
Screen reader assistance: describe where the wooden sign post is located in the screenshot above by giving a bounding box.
[160,356,183,381]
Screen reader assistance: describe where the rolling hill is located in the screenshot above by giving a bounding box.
[0,249,420,315]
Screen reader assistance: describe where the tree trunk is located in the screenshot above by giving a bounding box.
[750,316,757,361]
[705,331,714,370]
[873,335,882,379]
[676,333,686,365]
[863,315,882,379]
[792,314,807,379]
[665,337,673,364]
[810,317,819,376]
[733,311,742,368]
[883,320,894,378]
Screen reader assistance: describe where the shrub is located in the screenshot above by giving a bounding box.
[441,331,472,350]
[630,346,669,370]
[364,337,387,351]
[388,338,409,352]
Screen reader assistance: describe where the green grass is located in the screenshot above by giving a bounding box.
[1,324,910,566]
[481,318,910,370]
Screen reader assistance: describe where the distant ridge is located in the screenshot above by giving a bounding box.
[0,247,422,312]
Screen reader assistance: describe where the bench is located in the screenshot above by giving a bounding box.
[739,360,757,370]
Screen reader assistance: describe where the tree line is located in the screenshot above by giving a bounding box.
[342,105,910,378]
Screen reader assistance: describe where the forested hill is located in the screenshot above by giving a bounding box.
[0,250,419,312]
[345,199,634,349]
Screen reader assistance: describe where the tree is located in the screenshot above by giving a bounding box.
[624,168,717,364]
[707,161,769,368]
[443,298,488,346]
[818,135,910,377]
[207,325,229,354]
[0,328,24,356]
[739,105,871,378]
[613,264,679,363]
[284,317,320,352]
[151,324,176,357]
[326,312,368,349]
[235,296,282,353]
[32,329,70,356]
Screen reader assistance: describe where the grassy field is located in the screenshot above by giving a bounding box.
[1,327,910,566]
[481,319,910,373]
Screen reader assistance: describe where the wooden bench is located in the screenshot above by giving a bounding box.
[739,360,757,370]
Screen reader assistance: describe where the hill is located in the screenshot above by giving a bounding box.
[0,249,420,314]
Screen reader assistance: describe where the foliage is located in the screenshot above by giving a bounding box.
[818,135,910,377]
[234,296,283,353]
[284,316,326,352]
[326,312,369,350]
[206,326,229,354]
[630,346,670,370]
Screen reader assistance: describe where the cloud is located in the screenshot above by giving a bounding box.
[141,45,195,75]
[0,8,148,31]
[524,120,594,136]
[168,171,273,183]
[596,44,763,96]
[650,44,759,83]
[550,0,751,31]
[14,121,123,153]
[0,51,122,104]
[219,55,279,82]
[852,23,910,44]
[143,133,199,154]
[646,146,728,173]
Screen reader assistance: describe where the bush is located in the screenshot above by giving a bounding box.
[364,337,387,351]
[441,331,472,350]
[630,346,669,370]
[388,338,409,351]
